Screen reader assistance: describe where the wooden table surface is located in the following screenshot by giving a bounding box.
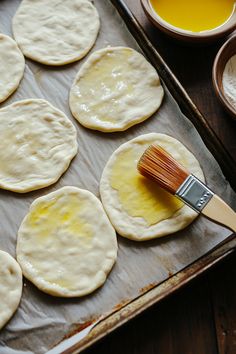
[87,2,236,354]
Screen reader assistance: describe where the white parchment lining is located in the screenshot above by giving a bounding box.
[0,0,235,353]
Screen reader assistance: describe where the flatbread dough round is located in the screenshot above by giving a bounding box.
[69,47,164,132]
[0,99,78,193]
[0,34,25,103]
[12,0,100,66]
[0,250,22,330]
[100,133,205,241]
[17,186,118,297]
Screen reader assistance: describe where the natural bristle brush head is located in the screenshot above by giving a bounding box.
[137,144,189,194]
[138,144,236,232]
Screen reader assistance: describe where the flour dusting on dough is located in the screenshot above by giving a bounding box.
[0,99,78,193]
[0,250,22,330]
[12,0,100,65]
[0,34,24,103]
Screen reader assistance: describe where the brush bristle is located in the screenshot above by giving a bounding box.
[137,145,189,194]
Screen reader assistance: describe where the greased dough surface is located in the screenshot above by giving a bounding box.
[100,133,205,241]
[0,99,77,193]
[12,0,100,65]
[0,250,22,330]
[69,47,164,132]
[17,186,117,297]
[0,34,25,103]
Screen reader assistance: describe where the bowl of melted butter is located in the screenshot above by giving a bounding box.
[141,0,236,42]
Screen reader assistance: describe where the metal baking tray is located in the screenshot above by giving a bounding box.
[0,0,235,353]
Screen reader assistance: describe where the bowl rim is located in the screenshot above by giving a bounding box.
[212,34,236,118]
[141,0,236,40]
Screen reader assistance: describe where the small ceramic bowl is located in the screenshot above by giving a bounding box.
[141,0,236,43]
[213,34,236,119]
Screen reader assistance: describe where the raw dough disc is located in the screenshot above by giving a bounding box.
[0,34,25,103]
[100,133,205,241]
[0,99,78,193]
[12,0,100,66]
[0,250,22,330]
[17,186,118,297]
[69,46,164,132]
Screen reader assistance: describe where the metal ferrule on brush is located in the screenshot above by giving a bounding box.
[176,175,214,213]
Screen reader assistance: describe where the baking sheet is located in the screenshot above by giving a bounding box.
[0,0,235,353]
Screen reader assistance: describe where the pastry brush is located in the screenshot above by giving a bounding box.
[137,145,236,232]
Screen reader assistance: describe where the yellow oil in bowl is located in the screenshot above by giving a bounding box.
[149,0,235,32]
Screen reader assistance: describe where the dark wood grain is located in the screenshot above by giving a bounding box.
[86,256,236,354]
[210,256,236,354]
[85,1,236,353]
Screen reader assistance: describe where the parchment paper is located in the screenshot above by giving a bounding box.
[0,1,235,353]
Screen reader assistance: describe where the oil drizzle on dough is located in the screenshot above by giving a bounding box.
[28,194,93,242]
[73,48,133,123]
[110,147,183,226]
[27,194,93,289]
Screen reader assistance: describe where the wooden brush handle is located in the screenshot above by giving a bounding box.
[202,195,236,232]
